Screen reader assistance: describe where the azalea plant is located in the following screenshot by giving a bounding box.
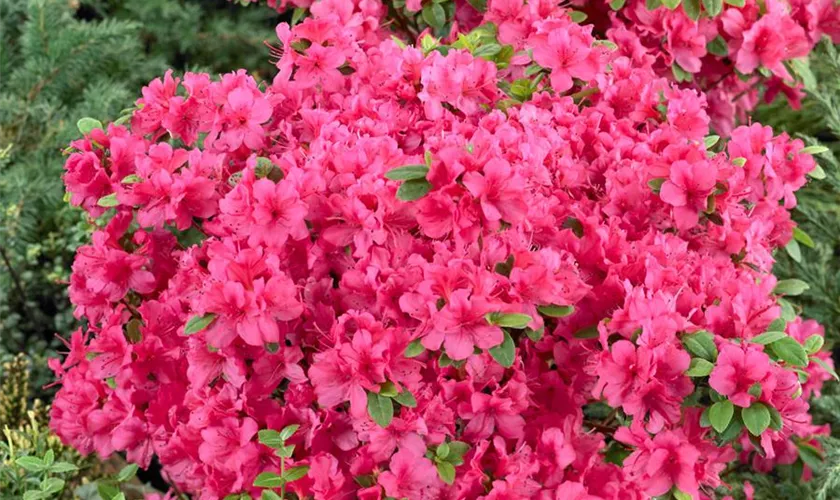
[50,0,836,499]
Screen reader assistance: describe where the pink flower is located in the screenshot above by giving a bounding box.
[377,449,441,499]
[463,158,528,224]
[709,342,771,407]
[422,289,504,360]
[529,19,600,93]
[659,160,717,229]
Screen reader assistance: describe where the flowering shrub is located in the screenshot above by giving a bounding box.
[53,0,836,499]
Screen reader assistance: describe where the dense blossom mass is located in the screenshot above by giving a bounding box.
[54,0,835,499]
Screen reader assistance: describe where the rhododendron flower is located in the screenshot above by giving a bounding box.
[709,342,771,407]
[422,289,504,360]
[659,160,717,229]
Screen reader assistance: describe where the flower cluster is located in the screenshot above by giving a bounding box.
[237,0,839,135]
[54,1,834,499]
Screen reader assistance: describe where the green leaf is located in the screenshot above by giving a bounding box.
[436,461,456,485]
[724,0,744,5]
[276,445,295,459]
[704,135,720,149]
[253,472,285,488]
[97,482,122,500]
[474,43,502,59]
[672,62,692,83]
[184,313,217,335]
[809,164,827,180]
[685,358,714,377]
[404,339,425,358]
[742,402,771,436]
[537,304,575,318]
[569,11,588,23]
[648,177,666,192]
[682,0,701,20]
[43,450,54,467]
[396,179,432,201]
[709,400,734,433]
[804,335,824,355]
[682,331,718,362]
[77,117,103,136]
[661,0,681,9]
[280,424,300,441]
[793,227,815,248]
[15,456,44,472]
[525,327,544,342]
[282,465,310,483]
[367,391,394,427]
[447,441,470,465]
[116,463,139,482]
[41,477,65,494]
[291,7,307,25]
[262,491,282,500]
[789,58,817,91]
[97,193,119,208]
[485,312,532,328]
[394,390,418,408]
[436,442,450,460]
[732,157,747,167]
[259,430,284,449]
[771,337,809,367]
[702,0,722,16]
[785,239,801,263]
[49,462,79,474]
[707,36,728,56]
[23,492,46,500]
[573,325,599,339]
[797,441,824,469]
[751,331,787,345]
[422,3,447,30]
[385,165,429,181]
[646,0,662,8]
[718,417,743,442]
[673,489,692,500]
[748,382,762,398]
[773,279,810,296]
[778,298,797,321]
[489,331,516,368]
[609,0,627,9]
[801,145,829,155]
[768,406,783,430]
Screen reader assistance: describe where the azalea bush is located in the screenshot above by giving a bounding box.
[50,0,837,499]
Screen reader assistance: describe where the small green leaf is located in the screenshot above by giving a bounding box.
[436,460,456,485]
[682,330,718,362]
[422,2,447,30]
[43,450,54,467]
[685,358,714,377]
[436,442,450,459]
[648,177,666,192]
[262,491,282,500]
[41,477,65,494]
[768,406,783,430]
[747,382,762,398]
[485,312,532,329]
[259,429,284,449]
[797,441,824,469]
[709,400,734,433]
[673,489,692,500]
[704,135,720,149]
[282,465,310,483]
[77,117,103,136]
[646,0,662,8]
[367,391,394,427]
[396,179,432,201]
[773,279,810,296]
[291,7,307,25]
[474,43,502,59]
[404,339,425,358]
[804,335,824,355]
[771,337,809,367]
[661,0,681,8]
[447,441,470,465]
[732,157,747,167]
[682,0,701,20]
[724,0,744,5]
[809,164,827,180]
[609,0,626,9]
[672,62,692,82]
[280,424,300,441]
[489,331,516,368]
[379,381,399,398]
[573,325,599,339]
[49,462,79,474]
[184,313,217,335]
[253,472,285,488]
[97,482,121,500]
[538,304,575,318]
[778,298,797,321]
[116,463,139,482]
[785,238,802,262]
[751,331,787,345]
[15,456,44,472]
[793,227,815,248]
[800,145,829,155]
[394,390,418,408]
[525,327,544,342]
[97,193,119,208]
[569,11,588,23]
[742,402,771,436]
[276,444,295,459]
[707,36,728,56]
[385,165,429,181]
[702,0,722,16]
[718,417,744,442]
